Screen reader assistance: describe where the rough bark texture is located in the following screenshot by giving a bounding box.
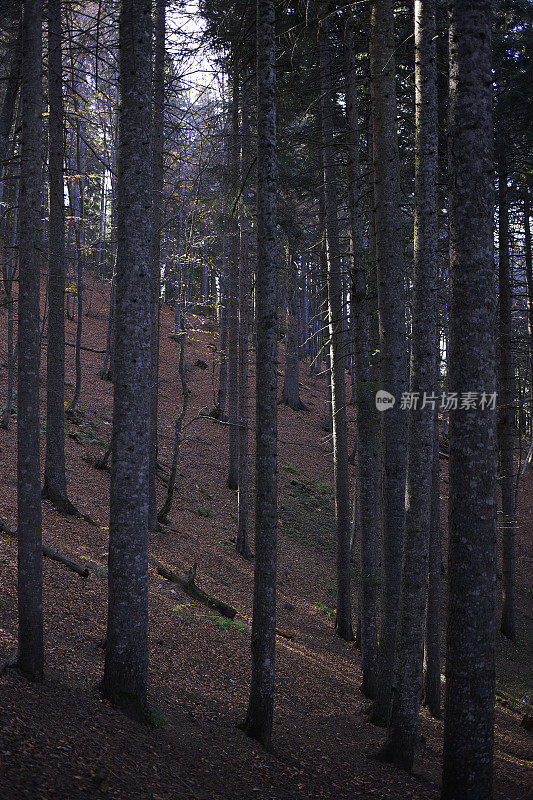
[281,249,301,410]
[237,98,252,560]
[344,9,378,697]
[497,147,516,641]
[227,73,240,491]
[148,0,165,531]
[442,1,497,798]
[101,0,152,721]
[17,0,44,682]
[240,0,278,750]
[319,27,354,643]
[43,0,74,514]
[0,20,20,178]
[369,0,408,724]
[524,191,533,426]
[423,405,441,718]
[381,0,438,769]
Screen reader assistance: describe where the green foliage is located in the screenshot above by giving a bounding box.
[146,705,170,729]
[210,615,248,634]
[194,507,213,518]
[281,463,298,474]
[315,603,335,619]
[81,557,107,577]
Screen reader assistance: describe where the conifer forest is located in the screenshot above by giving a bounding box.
[0,1,532,798]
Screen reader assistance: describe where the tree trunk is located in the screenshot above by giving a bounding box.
[344,9,378,695]
[240,0,278,750]
[17,0,44,682]
[369,0,409,724]
[148,0,165,531]
[43,0,76,515]
[281,247,301,410]
[227,70,240,490]
[237,95,253,560]
[442,1,497,797]
[319,26,354,643]
[423,405,441,718]
[101,0,152,721]
[497,147,516,641]
[380,0,438,768]
[523,190,533,433]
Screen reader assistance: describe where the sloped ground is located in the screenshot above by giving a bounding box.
[0,278,531,800]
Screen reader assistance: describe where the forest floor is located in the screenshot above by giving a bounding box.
[0,278,531,800]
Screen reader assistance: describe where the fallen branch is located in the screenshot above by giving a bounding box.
[152,559,296,640]
[152,560,237,619]
[0,518,89,577]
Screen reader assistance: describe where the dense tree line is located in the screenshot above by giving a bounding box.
[0,1,531,798]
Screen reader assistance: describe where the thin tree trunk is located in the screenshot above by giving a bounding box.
[148,0,165,531]
[497,147,516,641]
[1,179,18,430]
[227,70,240,490]
[344,9,378,695]
[101,0,152,721]
[240,0,278,750]
[281,247,302,410]
[369,0,408,724]
[423,404,441,718]
[237,94,253,560]
[43,0,77,515]
[319,26,354,643]
[442,1,497,797]
[380,0,438,768]
[17,0,44,682]
[523,190,533,432]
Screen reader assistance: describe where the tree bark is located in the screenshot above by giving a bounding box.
[423,405,441,718]
[319,25,354,643]
[281,247,302,410]
[344,9,378,695]
[240,0,278,750]
[101,0,152,722]
[380,0,438,769]
[237,93,253,560]
[17,0,44,682]
[497,146,516,641]
[442,1,497,797]
[227,70,240,490]
[43,0,77,515]
[369,0,408,724]
[148,0,165,531]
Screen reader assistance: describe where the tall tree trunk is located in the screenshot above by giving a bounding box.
[380,0,438,768]
[369,0,408,724]
[43,0,77,515]
[497,147,516,641]
[344,9,378,695]
[0,20,21,185]
[216,260,229,417]
[237,94,253,560]
[442,1,497,797]
[423,404,441,718]
[1,179,18,431]
[281,247,302,410]
[319,25,354,643]
[240,0,278,750]
[227,70,240,490]
[17,0,44,682]
[101,0,152,721]
[523,190,533,433]
[148,0,165,531]
[67,117,85,414]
